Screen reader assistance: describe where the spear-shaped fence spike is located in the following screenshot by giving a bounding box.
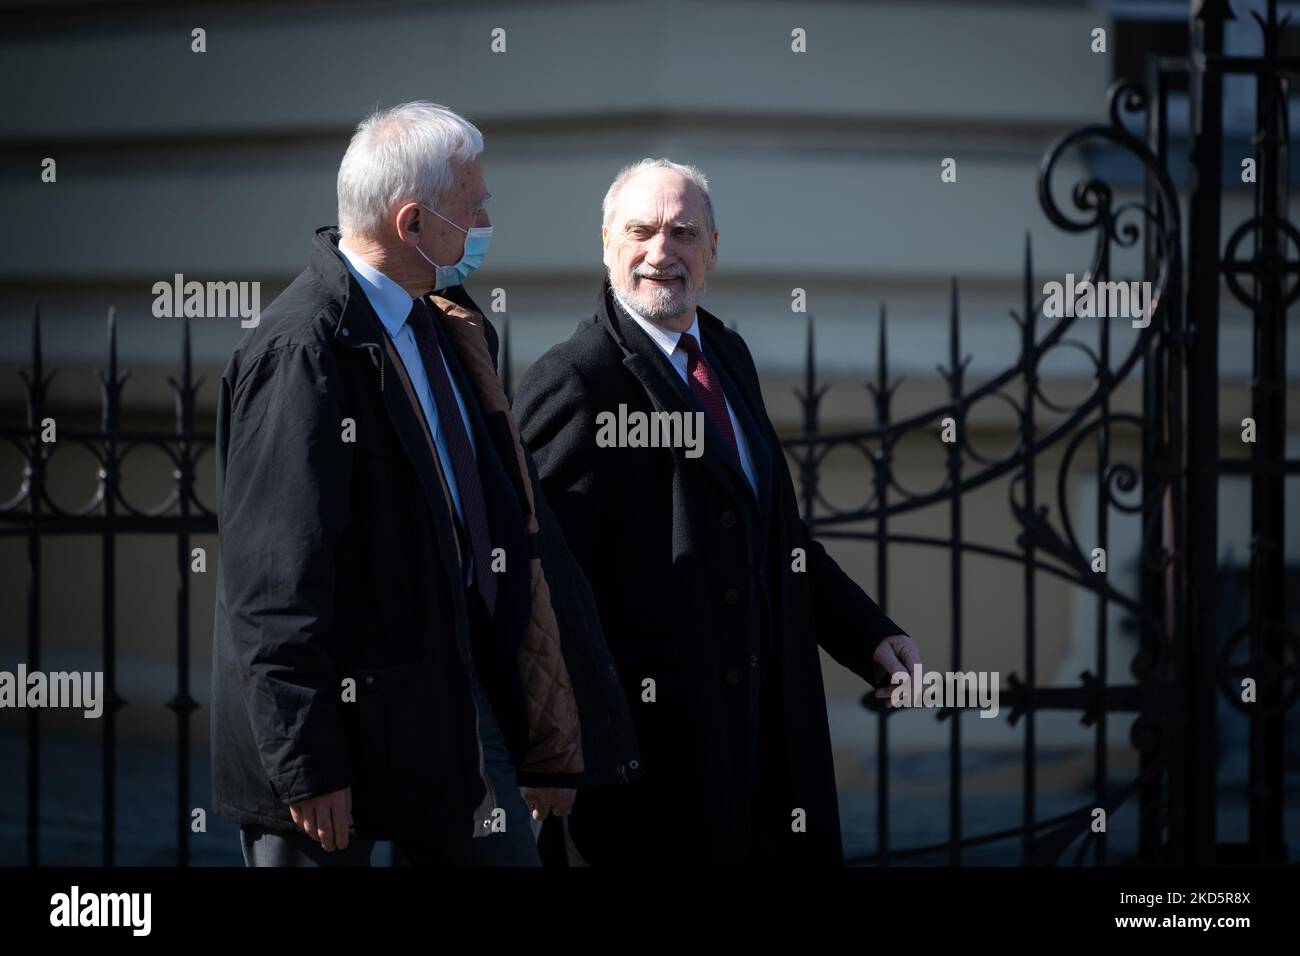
[949,276,960,392]
[803,312,815,400]
[32,302,43,385]
[877,302,888,395]
[1023,232,1036,348]
[182,312,193,390]
[107,305,118,383]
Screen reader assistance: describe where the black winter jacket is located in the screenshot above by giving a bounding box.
[210,229,639,842]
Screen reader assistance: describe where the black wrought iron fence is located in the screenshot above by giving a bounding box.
[1,313,215,866]
[2,0,1295,868]
[782,0,1297,866]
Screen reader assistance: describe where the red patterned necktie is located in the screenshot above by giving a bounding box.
[677,332,740,465]
[407,297,498,614]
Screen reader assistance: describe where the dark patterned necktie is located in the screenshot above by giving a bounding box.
[678,332,740,466]
[407,297,497,614]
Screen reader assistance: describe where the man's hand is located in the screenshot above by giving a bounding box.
[871,633,923,710]
[289,786,352,851]
[522,786,576,822]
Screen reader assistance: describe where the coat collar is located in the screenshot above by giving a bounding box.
[313,226,487,351]
[337,236,416,341]
[595,278,768,512]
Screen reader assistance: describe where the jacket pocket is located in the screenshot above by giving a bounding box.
[351,663,438,822]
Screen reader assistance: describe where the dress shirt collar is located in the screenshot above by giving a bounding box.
[613,291,700,363]
[338,237,418,339]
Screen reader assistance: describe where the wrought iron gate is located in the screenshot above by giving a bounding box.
[784,0,1296,865]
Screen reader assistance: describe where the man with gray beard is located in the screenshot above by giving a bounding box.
[516,159,922,864]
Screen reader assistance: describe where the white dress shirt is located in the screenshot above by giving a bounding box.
[339,238,476,523]
[614,292,758,495]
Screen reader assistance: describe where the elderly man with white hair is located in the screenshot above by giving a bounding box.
[516,158,921,864]
[210,102,639,867]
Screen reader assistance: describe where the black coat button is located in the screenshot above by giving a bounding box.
[724,667,742,686]
[720,510,737,528]
[723,588,740,605]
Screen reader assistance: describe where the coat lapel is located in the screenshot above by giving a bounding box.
[326,255,468,616]
[696,310,776,527]
[604,290,754,509]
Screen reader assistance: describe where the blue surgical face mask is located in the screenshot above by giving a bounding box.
[415,204,493,290]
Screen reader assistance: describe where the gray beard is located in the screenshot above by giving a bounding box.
[610,273,702,323]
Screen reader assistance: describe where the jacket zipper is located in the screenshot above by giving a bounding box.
[470,689,498,838]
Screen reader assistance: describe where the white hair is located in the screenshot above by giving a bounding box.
[601,157,715,234]
[336,101,484,239]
